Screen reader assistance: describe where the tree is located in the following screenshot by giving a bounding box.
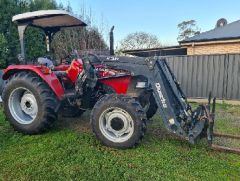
[52,26,107,60]
[51,2,108,60]
[25,27,47,60]
[177,20,200,41]
[0,0,27,65]
[0,34,8,68]
[177,20,201,41]
[119,32,161,51]
[29,0,58,10]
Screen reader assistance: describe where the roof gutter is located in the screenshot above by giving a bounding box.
[181,39,240,46]
[122,46,183,54]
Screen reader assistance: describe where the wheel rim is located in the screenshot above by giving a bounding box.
[8,87,38,124]
[99,107,134,143]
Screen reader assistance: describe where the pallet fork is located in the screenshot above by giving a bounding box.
[208,95,240,154]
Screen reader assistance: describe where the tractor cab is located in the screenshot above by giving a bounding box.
[12,10,87,63]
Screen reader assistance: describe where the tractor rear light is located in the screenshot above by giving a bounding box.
[136,82,147,88]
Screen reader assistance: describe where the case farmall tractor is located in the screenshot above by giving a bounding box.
[1,10,239,152]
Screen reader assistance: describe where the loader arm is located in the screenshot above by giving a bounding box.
[99,56,210,143]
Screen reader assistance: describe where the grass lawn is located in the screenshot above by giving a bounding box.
[0,103,240,180]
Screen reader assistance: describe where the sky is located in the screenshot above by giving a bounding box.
[56,0,240,47]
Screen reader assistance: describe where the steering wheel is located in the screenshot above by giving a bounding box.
[73,50,97,88]
[82,53,101,64]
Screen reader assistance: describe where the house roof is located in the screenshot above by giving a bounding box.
[180,19,240,43]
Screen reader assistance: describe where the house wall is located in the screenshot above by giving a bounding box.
[182,41,240,55]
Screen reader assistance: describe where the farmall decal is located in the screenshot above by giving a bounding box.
[106,56,119,61]
[155,83,167,108]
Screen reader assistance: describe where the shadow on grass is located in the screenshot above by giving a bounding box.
[56,111,210,152]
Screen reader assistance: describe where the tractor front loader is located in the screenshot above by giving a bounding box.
[96,56,240,153]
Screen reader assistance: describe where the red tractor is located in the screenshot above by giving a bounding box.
[1,10,157,148]
[2,10,238,152]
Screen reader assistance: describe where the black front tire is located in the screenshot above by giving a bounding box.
[2,71,58,134]
[91,94,147,149]
[146,94,158,119]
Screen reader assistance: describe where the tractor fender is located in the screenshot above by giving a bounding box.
[2,65,65,100]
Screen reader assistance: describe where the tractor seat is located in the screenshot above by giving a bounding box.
[54,71,71,83]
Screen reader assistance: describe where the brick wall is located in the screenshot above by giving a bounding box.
[183,42,240,55]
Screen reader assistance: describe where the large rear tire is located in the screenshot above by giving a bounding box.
[91,94,146,149]
[2,71,58,134]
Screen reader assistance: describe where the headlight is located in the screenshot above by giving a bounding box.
[136,82,148,88]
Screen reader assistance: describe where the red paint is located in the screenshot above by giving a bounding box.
[66,59,84,82]
[99,76,131,94]
[3,65,65,100]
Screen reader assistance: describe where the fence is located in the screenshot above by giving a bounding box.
[164,54,240,100]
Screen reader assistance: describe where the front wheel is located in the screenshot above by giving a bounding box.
[91,94,146,149]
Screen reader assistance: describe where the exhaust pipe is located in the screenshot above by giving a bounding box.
[110,26,115,56]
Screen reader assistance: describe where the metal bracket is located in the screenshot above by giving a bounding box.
[17,24,28,63]
[145,57,157,70]
[210,133,240,154]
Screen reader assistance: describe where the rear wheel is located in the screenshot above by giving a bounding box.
[91,94,146,149]
[2,72,58,134]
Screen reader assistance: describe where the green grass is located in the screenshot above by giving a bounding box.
[0,104,240,181]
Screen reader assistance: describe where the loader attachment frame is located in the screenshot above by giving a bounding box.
[99,56,240,153]
[207,97,240,154]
